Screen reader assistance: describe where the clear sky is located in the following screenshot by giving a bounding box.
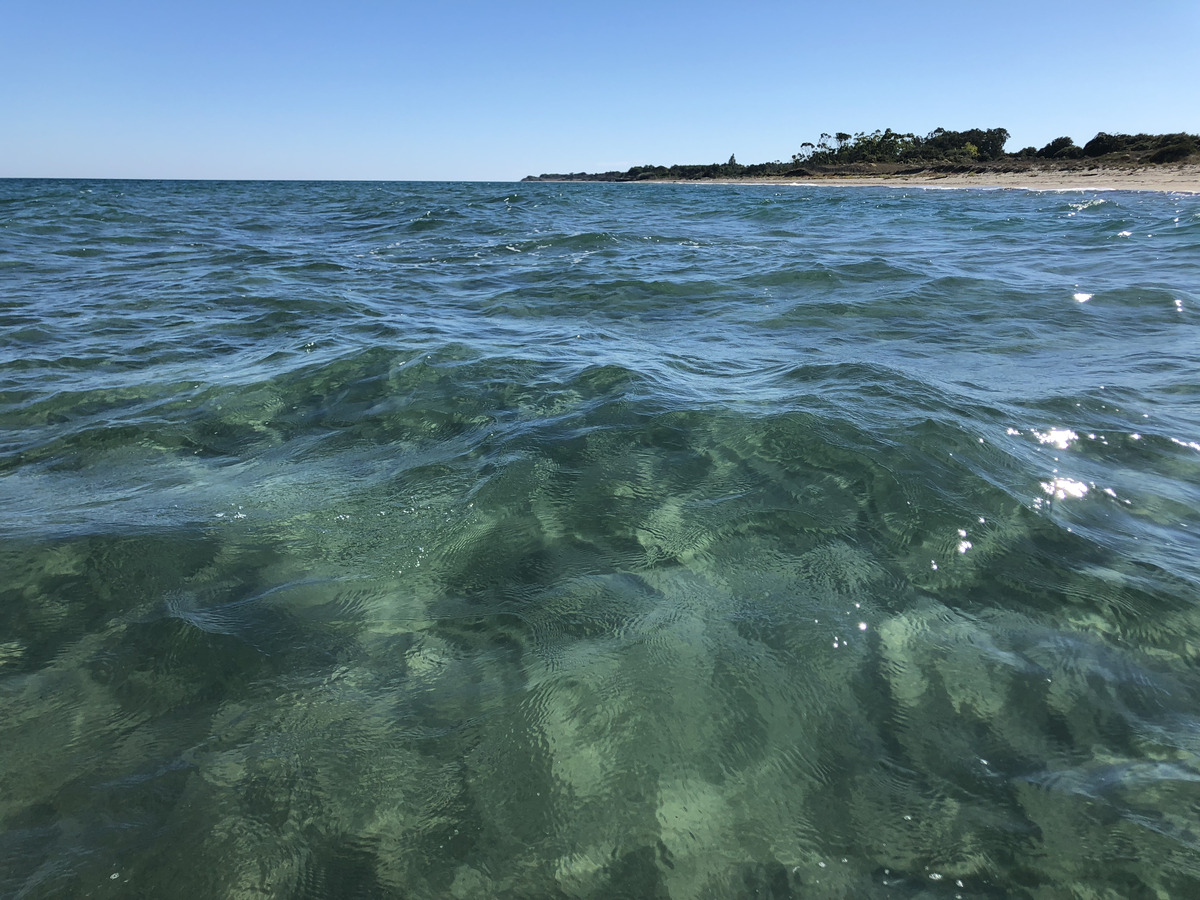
[2,0,1197,181]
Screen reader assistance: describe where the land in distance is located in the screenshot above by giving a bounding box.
[523,128,1200,192]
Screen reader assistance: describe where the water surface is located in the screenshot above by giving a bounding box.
[3,179,1200,898]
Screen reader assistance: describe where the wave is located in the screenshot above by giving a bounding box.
[3,178,1200,898]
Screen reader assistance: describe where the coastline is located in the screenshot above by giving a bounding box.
[532,164,1200,194]
[688,165,1200,193]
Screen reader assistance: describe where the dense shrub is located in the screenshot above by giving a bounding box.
[1083,132,1128,157]
[1148,140,1197,163]
[1037,137,1077,158]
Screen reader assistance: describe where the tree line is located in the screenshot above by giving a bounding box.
[794,128,1198,165]
[796,127,1010,164]
[523,129,1199,181]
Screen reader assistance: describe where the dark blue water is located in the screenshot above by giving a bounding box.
[3,178,1200,899]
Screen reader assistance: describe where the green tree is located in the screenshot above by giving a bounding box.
[1037,136,1077,158]
[794,142,815,162]
[1083,132,1128,157]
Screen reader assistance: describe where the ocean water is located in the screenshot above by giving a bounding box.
[2,178,1200,899]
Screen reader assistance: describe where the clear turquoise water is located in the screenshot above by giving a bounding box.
[2,178,1200,899]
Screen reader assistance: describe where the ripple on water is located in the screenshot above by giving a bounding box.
[2,179,1200,898]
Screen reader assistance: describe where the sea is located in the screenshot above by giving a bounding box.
[2,178,1200,899]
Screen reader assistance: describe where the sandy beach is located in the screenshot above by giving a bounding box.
[693,164,1200,193]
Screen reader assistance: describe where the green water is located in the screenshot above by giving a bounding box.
[3,179,1200,898]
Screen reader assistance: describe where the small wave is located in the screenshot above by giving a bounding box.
[4,178,1200,899]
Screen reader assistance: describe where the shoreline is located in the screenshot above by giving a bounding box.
[536,165,1200,194]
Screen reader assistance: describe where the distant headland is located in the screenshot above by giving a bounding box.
[522,128,1200,192]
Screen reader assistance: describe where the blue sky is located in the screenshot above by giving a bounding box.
[2,0,1197,180]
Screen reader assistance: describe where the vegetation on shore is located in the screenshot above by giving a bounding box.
[523,129,1200,181]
